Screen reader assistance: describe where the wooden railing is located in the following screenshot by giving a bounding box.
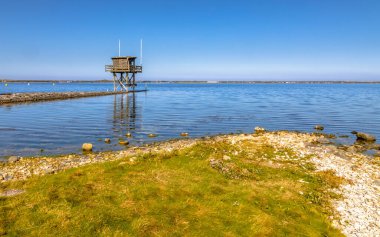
[105,65,143,73]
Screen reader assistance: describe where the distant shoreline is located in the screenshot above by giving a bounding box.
[1,79,380,84]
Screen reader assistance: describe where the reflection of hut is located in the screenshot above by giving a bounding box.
[113,93,138,136]
[105,56,143,91]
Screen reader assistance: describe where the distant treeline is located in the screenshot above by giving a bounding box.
[141,80,380,84]
[1,79,380,84]
[0,79,112,83]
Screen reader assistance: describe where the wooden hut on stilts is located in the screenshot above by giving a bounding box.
[105,40,143,92]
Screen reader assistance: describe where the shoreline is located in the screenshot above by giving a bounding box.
[0,91,147,104]
[1,131,379,182]
[1,131,379,236]
[2,80,380,84]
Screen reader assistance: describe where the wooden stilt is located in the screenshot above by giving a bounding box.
[132,73,136,91]
[113,73,117,92]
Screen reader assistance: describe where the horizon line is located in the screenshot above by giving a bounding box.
[2,79,380,84]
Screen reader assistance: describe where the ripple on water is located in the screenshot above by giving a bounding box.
[1,83,380,158]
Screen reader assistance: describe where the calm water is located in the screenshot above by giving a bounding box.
[1,82,379,159]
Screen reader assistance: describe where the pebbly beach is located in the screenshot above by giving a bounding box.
[1,130,379,236]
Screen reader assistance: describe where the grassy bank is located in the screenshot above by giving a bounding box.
[0,134,344,236]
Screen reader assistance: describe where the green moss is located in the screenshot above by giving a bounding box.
[0,138,343,236]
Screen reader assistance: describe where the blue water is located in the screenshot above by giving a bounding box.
[1,82,379,158]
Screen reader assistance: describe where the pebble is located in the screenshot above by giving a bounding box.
[0,189,25,197]
[129,157,136,162]
[82,143,93,151]
[317,138,330,144]
[314,125,324,130]
[356,132,376,142]
[119,140,129,145]
[8,156,20,163]
[254,126,266,133]
[347,146,357,153]
[371,144,380,150]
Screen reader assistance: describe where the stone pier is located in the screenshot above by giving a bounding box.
[0,90,146,104]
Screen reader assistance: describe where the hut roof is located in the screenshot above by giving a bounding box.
[111,56,137,59]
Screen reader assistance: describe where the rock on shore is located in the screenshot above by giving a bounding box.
[7,156,20,163]
[82,143,93,151]
[355,132,376,142]
[314,125,324,130]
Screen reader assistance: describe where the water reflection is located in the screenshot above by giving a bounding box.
[112,93,139,137]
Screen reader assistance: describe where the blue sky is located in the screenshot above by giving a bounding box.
[0,0,379,81]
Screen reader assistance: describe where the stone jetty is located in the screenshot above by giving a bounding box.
[0,91,145,104]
